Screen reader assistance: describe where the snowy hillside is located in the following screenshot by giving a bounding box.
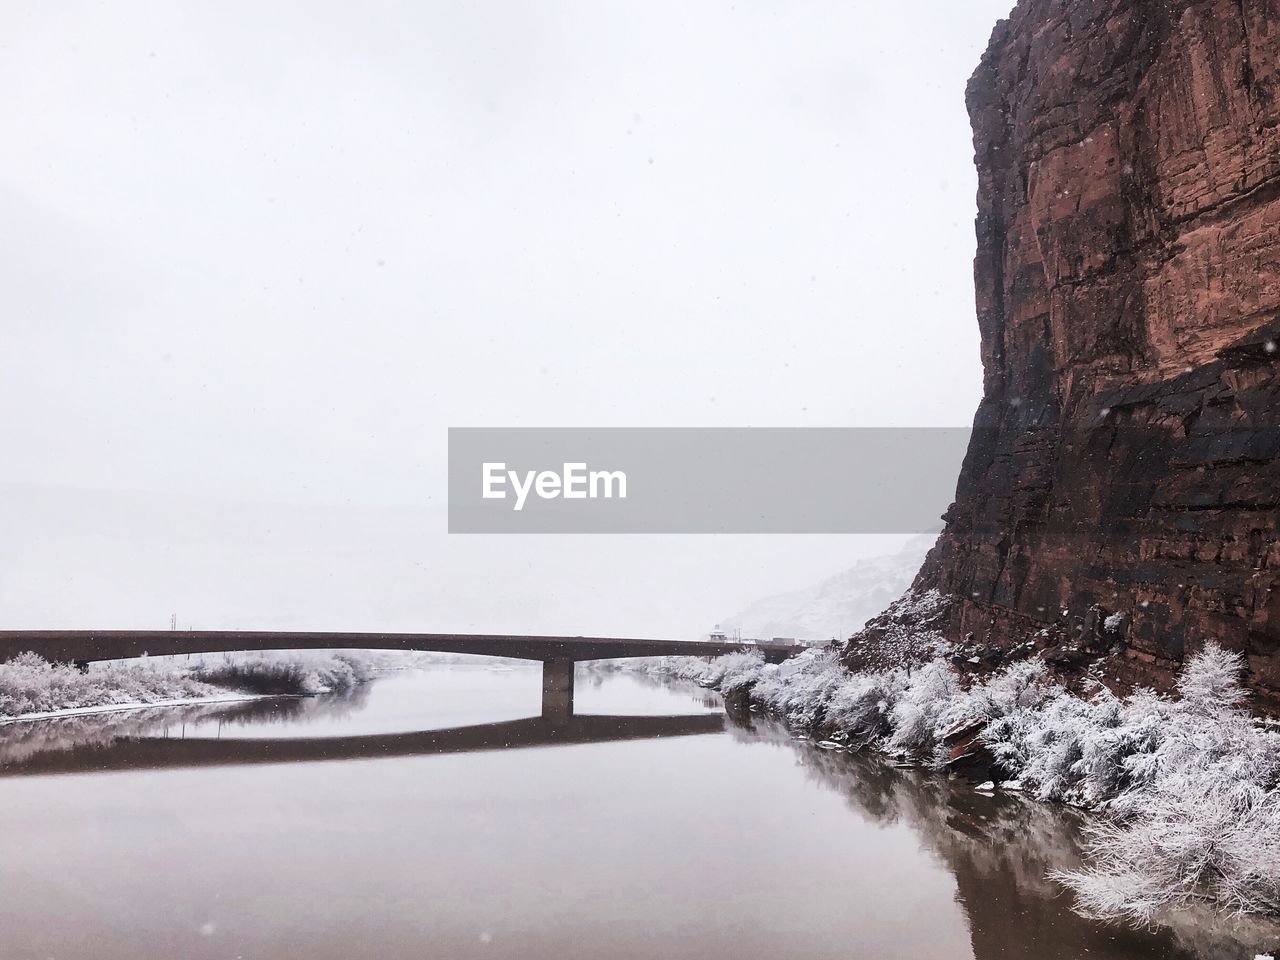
[717,535,935,644]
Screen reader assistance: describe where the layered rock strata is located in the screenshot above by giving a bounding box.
[887,0,1280,701]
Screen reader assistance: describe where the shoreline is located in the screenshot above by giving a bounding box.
[632,645,1280,940]
[0,691,277,726]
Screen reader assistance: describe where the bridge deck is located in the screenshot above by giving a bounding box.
[0,630,804,665]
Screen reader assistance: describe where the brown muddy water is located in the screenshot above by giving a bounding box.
[0,665,1257,959]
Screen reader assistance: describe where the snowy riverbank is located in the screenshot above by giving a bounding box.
[0,692,271,725]
[618,642,1280,935]
[0,651,385,721]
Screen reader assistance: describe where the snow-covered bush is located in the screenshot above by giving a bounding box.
[885,660,961,760]
[1177,641,1250,714]
[938,659,1062,769]
[749,651,846,725]
[655,657,715,683]
[591,655,715,683]
[706,651,766,697]
[1053,644,1280,921]
[825,667,907,740]
[984,686,1124,803]
[192,652,376,695]
[0,650,389,718]
[0,652,217,718]
[1059,762,1280,920]
[942,658,1059,728]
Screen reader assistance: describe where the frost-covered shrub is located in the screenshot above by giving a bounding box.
[657,657,715,683]
[825,668,907,740]
[597,656,714,683]
[1176,641,1250,714]
[192,653,374,695]
[987,688,1109,802]
[706,651,766,697]
[1075,689,1168,802]
[1055,644,1280,922]
[942,658,1059,728]
[0,653,217,718]
[1059,763,1280,921]
[942,659,1062,770]
[995,686,1177,806]
[886,660,960,760]
[0,650,390,718]
[749,651,846,725]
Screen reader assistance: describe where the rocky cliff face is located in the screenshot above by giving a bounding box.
[903,0,1280,701]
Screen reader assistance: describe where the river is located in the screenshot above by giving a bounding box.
[0,664,1245,959]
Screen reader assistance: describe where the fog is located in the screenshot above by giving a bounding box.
[1,1,1013,636]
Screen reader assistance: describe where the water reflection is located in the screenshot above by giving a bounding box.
[724,708,1278,960]
[0,686,723,777]
[0,692,368,767]
[0,670,1274,960]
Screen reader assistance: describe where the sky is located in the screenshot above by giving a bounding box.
[1,1,1015,636]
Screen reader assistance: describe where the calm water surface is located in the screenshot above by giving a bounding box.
[0,665,1230,959]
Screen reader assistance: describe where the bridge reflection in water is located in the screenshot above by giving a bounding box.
[0,691,724,778]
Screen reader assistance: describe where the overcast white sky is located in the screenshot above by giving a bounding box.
[1,1,1014,636]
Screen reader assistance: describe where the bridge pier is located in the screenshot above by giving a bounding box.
[541,659,575,721]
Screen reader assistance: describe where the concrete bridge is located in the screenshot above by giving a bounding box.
[0,629,804,718]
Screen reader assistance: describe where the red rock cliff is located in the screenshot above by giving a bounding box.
[911,0,1280,699]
